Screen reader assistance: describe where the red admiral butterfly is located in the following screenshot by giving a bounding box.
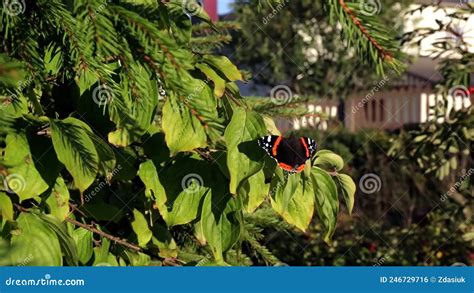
[258,135,317,173]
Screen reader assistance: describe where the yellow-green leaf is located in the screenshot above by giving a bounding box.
[202,55,243,82]
[9,213,63,266]
[162,95,207,156]
[239,169,269,213]
[270,170,314,232]
[45,176,70,220]
[131,209,152,247]
[224,108,267,194]
[311,167,339,243]
[196,63,226,98]
[314,150,344,171]
[337,173,356,215]
[3,133,49,201]
[72,227,93,264]
[0,192,13,221]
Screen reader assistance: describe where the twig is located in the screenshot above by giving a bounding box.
[15,202,173,264]
[338,0,393,61]
[196,148,214,162]
[65,217,143,252]
[69,203,87,217]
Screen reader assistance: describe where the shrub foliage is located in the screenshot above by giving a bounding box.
[0,0,354,266]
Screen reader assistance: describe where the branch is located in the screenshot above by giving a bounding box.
[14,203,166,262]
[327,0,404,75]
[64,217,143,252]
[338,0,392,61]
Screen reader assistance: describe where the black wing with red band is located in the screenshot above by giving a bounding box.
[258,135,317,173]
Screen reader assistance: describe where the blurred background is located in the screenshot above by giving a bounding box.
[200,0,473,266]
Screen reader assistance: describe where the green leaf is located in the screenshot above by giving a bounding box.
[203,55,244,82]
[238,169,269,213]
[138,158,209,226]
[270,170,315,232]
[93,238,118,266]
[336,173,356,215]
[50,117,99,192]
[131,209,152,247]
[44,44,63,76]
[200,182,242,262]
[3,133,49,201]
[224,108,267,194]
[151,224,178,258]
[72,227,93,264]
[45,176,70,221]
[262,115,281,135]
[314,150,344,171]
[38,213,79,266]
[87,131,116,177]
[9,213,63,266]
[162,95,207,155]
[138,160,167,214]
[0,192,13,222]
[122,250,150,266]
[196,63,226,98]
[311,167,339,243]
[194,220,207,245]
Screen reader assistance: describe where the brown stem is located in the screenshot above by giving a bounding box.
[338,0,393,61]
[69,203,87,217]
[13,204,146,255]
[65,217,143,252]
[195,149,214,162]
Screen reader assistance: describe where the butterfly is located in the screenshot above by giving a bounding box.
[258,135,317,173]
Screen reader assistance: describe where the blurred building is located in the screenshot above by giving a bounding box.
[202,0,473,133]
[277,1,473,133]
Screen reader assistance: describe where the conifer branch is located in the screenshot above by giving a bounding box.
[337,0,392,62]
[327,0,405,75]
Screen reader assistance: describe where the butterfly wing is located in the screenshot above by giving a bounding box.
[301,137,317,159]
[258,135,317,173]
[257,135,281,159]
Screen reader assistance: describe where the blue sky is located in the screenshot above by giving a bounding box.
[217,0,234,15]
